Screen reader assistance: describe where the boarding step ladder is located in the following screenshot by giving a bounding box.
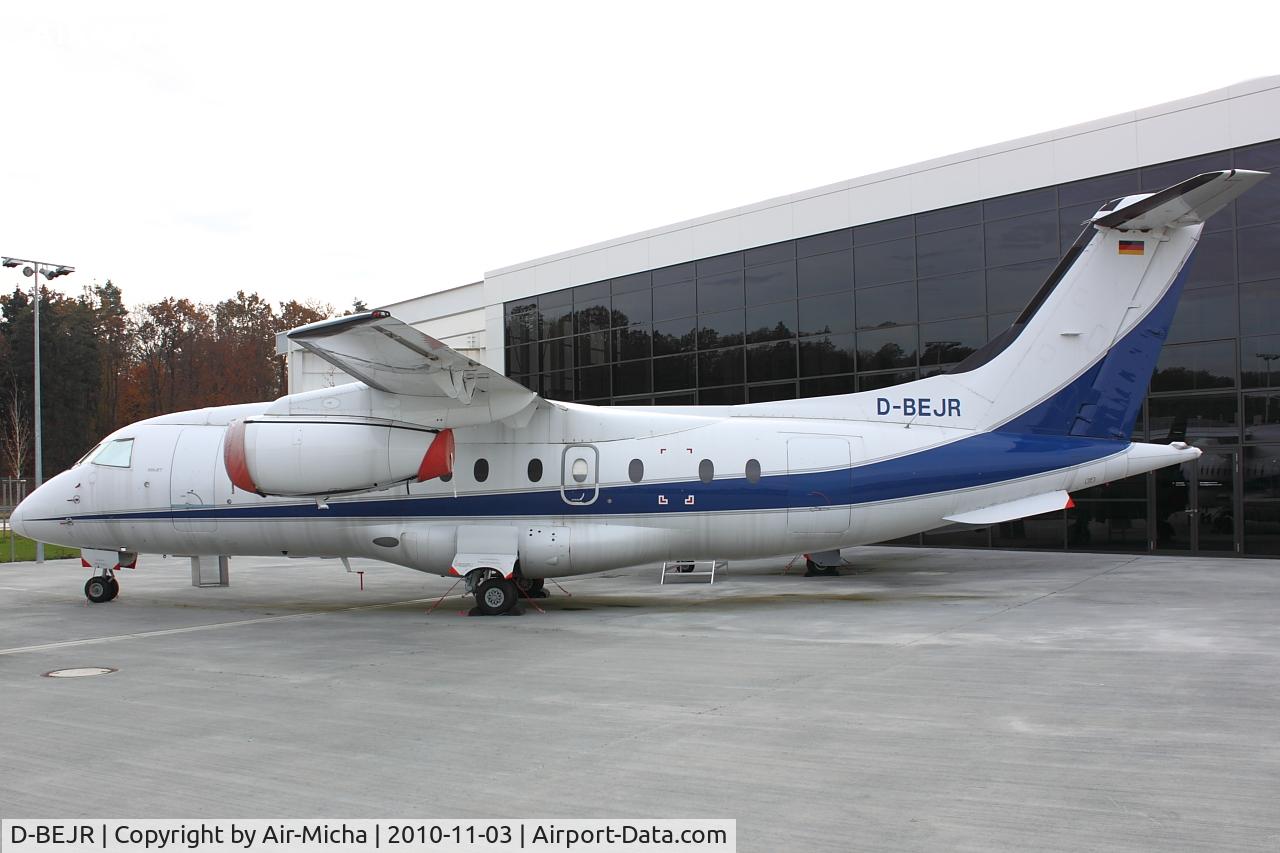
[659,559,726,585]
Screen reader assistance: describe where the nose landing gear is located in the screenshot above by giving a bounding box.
[84,572,119,603]
[465,568,519,616]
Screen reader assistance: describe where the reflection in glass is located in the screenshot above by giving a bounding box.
[505,300,539,345]
[797,229,852,258]
[699,386,745,405]
[574,331,610,368]
[916,202,980,235]
[745,301,796,343]
[698,347,745,387]
[748,382,797,402]
[798,334,855,377]
[653,354,696,392]
[576,365,610,399]
[652,318,695,356]
[613,360,651,395]
[857,325,918,370]
[746,340,796,382]
[540,337,573,372]
[798,292,854,336]
[746,241,795,267]
[1147,394,1238,444]
[986,258,1056,314]
[1241,334,1280,388]
[985,187,1056,221]
[920,317,985,367]
[1168,286,1238,344]
[800,374,857,397]
[1067,501,1148,551]
[745,261,797,305]
[1184,230,1235,289]
[696,271,745,313]
[541,369,573,401]
[613,324,652,362]
[653,262,695,287]
[610,288,651,327]
[506,343,538,375]
[1239,223,1280,282]
[854,238,913,288]
[857,370,917,391]
[1243,392,1280,436]
[696,252,743,277]
[917,270,985,322]
[916,224,983,278]
[1239,280,1280,338]
[798,249,854,297]
[1151,341,1236,391]
[653,281,696,321]
[697,308,745,349]
[856,281,916,329]
[854,215,912,245]
[540,299,573,339]
[984,209,1058,267]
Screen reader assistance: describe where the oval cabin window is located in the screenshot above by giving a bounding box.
[528,458,543,482]
[440,472,452,483]
[745,458,761,483]
[628,458,644,483]
[474,458,489,482]
[699,458,714,483]
[571,457,589,483]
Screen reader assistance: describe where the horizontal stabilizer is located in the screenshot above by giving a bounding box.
[943,490,1072,525]
[1092,169,1269,231]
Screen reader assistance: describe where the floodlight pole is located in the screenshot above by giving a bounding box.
[2,256,75,563]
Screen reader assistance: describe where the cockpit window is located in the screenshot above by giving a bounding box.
[92,438,134,468]
[75,442,103,466]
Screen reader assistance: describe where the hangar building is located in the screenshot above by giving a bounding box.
[283,76,1280,556]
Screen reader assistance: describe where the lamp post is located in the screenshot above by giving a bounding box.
[2,257,75,563]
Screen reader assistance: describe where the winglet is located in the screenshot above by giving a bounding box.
[1092,169,1269,231]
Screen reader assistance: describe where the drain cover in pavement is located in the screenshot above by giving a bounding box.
[43,667,117,678]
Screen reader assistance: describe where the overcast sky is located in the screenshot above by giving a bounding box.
[1,1,1275,313]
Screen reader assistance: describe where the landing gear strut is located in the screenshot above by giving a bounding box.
[465,568,519,615]
[803,559,841,577]
[84,572,119,603]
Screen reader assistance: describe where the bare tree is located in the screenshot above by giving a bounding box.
[1,379,32,481]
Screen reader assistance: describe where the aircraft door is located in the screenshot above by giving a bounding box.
[560,445,599,506]
[786,437,854,535]
[170,427,222,531]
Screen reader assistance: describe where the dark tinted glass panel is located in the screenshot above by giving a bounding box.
[1244,502,1280,555]
[540,337,573,372]
[505,300,539,345]
[612,271,652,294]
[748,382,797,402]
[858,370,917,391]
[576,364,610,399]
[653,261,695,287]
[1244,394,1280,435]
[799,333,856,376]
[573,281,610,334]
[799,374,857,397]
[1167,285,1237,344]
[697,252,743,276]
[1242,334,1280,388]
[1243,445,1280,498]
[1240,280,1280,337]
[542,369,573,401]
[1141,152,1231,191]
[653,354,695,392]
[1058,169,1139,206]
[798,249,854,296]
[698,347,744,386]
[1147,394,1238,444]
[797,229,851,258]
[918,270,985,322]
[574,331,610,368]
[985,209,1058,267]
[540,299,573,339]
[613,324,651,361]
[1236,139,1280,171]
[1151,340,1236,391]
[798,292,854,336]
[985,187,1055,221]
[506,343,538,375]
[745,260,797,305]
[746,301,796,343]
[917,225,983,278]
[854,216,913,245]
[1185,229,1235,289]
[854,238,913,287]
[653,281,695,321]
[1237,176,1280,226]
[920,317,985,366]
[514,374,539,393]
[1239,223,1280,282]
[1075,473,1147,502]
[614,396,650,406]
[858,325,917,370]
[1068,501,1150,551]
[697,270,744,313]
[698,307,745,349]
[611,288,651,327]
[856,281,916,330]
[987,311,1018,339]
[613,359,651,395]
[916,202,979,234]
[991,510,1065,550]
[987,258,1056,314]
[746,240,795,267]
[653,392,697,405]
[746,340,796,382]
[699,386,745,405]
[652,317,695,355]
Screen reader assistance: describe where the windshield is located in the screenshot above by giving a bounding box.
[92,438,134,468]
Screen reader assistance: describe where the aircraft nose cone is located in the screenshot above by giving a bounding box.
[9,498,28,538]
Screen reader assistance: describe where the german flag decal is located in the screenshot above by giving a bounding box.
[1118,239,1145,255]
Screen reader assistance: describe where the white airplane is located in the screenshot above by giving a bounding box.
[11,169,1268,614]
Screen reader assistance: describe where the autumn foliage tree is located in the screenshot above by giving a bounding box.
[0,282,331,480]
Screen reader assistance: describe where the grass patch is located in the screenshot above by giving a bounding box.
[0,531,79,563]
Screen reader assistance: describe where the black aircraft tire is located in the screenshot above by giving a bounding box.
[476,577,518,615]
[84,577,112,603]
[104,577,120,601]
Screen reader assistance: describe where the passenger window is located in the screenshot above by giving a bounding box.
[474,459,489,482]
[571,458,589,483]
[92,438,134,468]
[440,472,453,483]
[628,458,644,483]
[746,458,761,483]
[528,458,543,482]
[699,458,714,483]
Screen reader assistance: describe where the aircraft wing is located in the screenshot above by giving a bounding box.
[1092,169,1268,231]
[285,310,542,427]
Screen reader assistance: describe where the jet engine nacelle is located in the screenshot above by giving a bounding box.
[224,417,450,497]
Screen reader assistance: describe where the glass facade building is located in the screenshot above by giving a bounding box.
[503,140,1280,556]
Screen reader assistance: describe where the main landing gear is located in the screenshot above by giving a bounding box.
[466,568,519,616]
[84,572,120,603]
